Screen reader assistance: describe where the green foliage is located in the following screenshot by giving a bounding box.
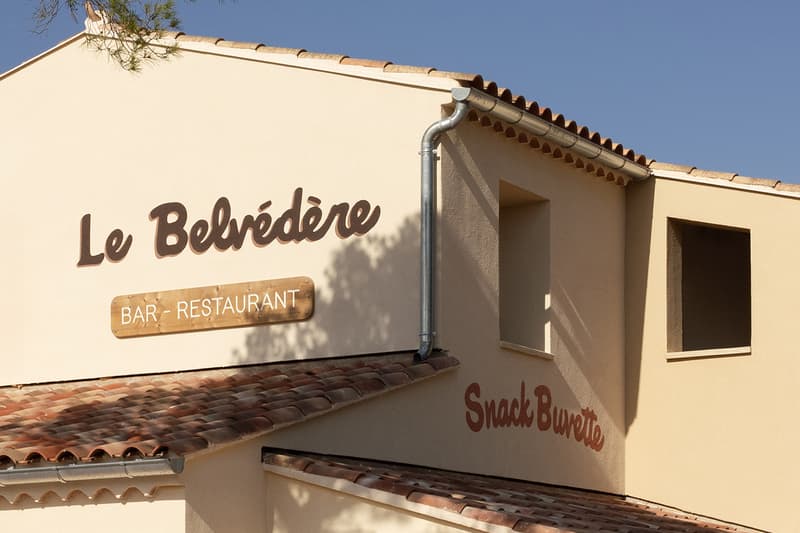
[34,1,189,71]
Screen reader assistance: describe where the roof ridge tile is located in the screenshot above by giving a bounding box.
[732,175,780,188]
[176,34,223,45]
[649,161,696,173]
[340,57,391,68]
[216,40,263,50]
[255,46,305,56]
[297,51,348,61]
[689,168,737,181]
[775,182,800,192]
[383,64,435,74]
[159,30,184,40]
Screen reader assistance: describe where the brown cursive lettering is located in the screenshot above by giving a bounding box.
[80,188,381,265]
[464,382,484,432]
[149,187,381,259]
[464,381,605,452]
[77,214,133,266]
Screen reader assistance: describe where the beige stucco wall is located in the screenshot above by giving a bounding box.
[183,439,270,533]
[0,485,184,531]
[268,122,628,494]
[625,176,800,532]
[0,37,456,386]
[265,474,475,533]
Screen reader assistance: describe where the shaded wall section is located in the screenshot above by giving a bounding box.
[624,178,654,436]
[265,118,628,494]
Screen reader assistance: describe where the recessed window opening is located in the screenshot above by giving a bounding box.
[667,218,751,353]
[499,181,550,352]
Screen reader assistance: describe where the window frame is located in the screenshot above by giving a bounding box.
[666,217,752,359]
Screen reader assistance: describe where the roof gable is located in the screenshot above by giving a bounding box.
[1,30,648,181]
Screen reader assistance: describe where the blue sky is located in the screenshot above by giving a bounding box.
[2,1,799,182]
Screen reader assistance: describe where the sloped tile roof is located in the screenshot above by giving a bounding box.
[263,450,753,533]
[0,352,457,467]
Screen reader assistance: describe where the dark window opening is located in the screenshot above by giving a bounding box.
[667,219,751,352]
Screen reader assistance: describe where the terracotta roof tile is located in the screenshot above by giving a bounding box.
[461,505,521,528]
[383,64,435,74]
[216,40,263,50]
[355,473,416,497]
[159,31,184,40]
[262,450,753,533]
[0,353,457,467]
[381,371,412,387]
[176,34,223,45]
[408,491,468,513]
[297,51,348,61]
[323,387,361,404]
[732,175,780,188]
[429,69,484,87]
[775,182,800,193]
[256,46,305,56]
[340,57,391,68]
[689,168,737,181]
[649,161,697,173]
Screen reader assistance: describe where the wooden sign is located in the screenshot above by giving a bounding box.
[111,277,314,338]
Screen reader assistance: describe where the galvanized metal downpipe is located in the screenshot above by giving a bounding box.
[416,97,469,361]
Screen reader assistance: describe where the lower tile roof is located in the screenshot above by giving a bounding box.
[262,449,755,533]
[0,352,457,467]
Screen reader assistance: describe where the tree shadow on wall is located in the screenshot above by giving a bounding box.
[235,215,419,364]
[265,475,429,533]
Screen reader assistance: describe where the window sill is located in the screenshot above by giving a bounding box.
[500,341,554,361]
[666,346,751,361]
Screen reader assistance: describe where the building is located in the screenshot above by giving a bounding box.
[0,28,796,532]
